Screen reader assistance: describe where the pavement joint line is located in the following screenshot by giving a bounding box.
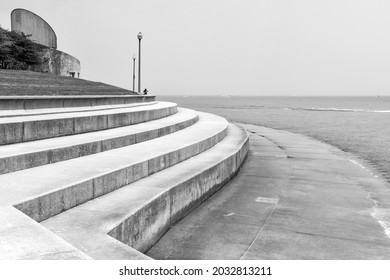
[239,131,293,260]
[286,177,377,187]
[249,154,288,158]
[251,133,287,152]
[19,249,80,260]
[239,171,289,179]
[283,229,390,246]
[288,157,349,162]
[288,175,379,187]
[235,173,287,180]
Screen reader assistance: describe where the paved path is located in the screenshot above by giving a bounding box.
[147,124,390,259]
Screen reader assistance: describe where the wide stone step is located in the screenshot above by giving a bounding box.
[0,100,156,118]
[0,95,155,112]
[0,101,177,145]
[0,112,227,223]
[0,205,90,260]
[0,108,198,174]
[41,123,249,260]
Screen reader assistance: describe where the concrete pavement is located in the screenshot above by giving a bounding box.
[147,124,390,260]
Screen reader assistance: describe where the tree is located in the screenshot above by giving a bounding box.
[0,26,44,70]
[0,26,12,69]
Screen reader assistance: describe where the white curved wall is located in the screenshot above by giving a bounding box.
[11,9,57,49]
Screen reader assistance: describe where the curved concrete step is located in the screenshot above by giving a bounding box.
[0,112,228,223]
[0,95,155,112]
[0,108,198,174]
[41,123,249,260]
[0,100,157,118]
[0,101,177,145]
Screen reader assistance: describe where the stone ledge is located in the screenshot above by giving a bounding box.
[0,95,155,110]
[0,108,198,174]
[0,102,177,145]
[0,101,157,118]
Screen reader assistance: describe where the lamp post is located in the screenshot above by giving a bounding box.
[132,54,136,92]
[137,32,143,93]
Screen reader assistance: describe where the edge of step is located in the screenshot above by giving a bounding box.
[0,101,158,118]
[0,95,155,111]
[0,108,199,174]
[0,101,177,145]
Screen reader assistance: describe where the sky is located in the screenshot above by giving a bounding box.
[1,0,390,96]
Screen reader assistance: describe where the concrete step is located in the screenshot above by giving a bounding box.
[41,123,249,260]
[0,205,90,260]
[0,101,177,145]
[0,95,155,112]
[0,112,228,224]
[0,100,157,118]
[0,108,198,174]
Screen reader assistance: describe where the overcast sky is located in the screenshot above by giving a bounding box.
[1,0,390,95]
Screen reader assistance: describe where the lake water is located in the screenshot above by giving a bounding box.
[158,96,390,183]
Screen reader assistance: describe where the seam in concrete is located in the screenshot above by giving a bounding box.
[17,249,80,260]
[288,176,378,187]
[239,131,293,260]
[250,131,287,151]
[289,229,390,246]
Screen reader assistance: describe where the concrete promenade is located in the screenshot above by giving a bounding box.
[147,124,390,259]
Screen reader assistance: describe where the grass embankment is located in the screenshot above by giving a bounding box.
[0,69,136,96]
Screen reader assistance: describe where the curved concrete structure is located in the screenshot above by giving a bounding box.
[1,73,390,260]
[0,75,249,260]
[41,49,80,78]
[10,10,81,77]
[0,98,248,259]
[11,9,57,49]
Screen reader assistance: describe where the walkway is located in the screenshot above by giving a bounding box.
[147,124,390,259]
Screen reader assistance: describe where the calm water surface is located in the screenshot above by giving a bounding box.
[158,96,390,182]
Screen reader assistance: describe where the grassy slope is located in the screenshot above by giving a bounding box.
[0,69,136,96]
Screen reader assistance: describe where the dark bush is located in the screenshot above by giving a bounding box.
[0,26,44,70]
